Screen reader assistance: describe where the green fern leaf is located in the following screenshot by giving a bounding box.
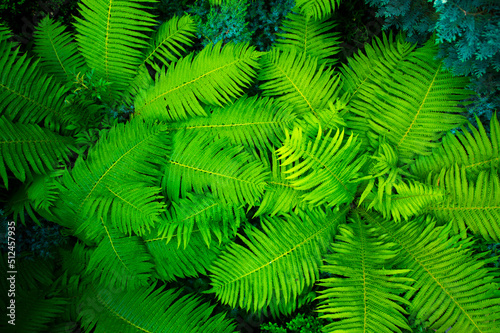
[0,42,72,128]
[276,126,365,207]
[410,113,500,180]
[134,42,262,122]
[208,209,343,314]
[144,225,226,282]
[258,48,341,118]
[275,12,341,67]
[142,15,197,69]
[354,40,471,162]
[74,0,157,103]
[85,224,154,290]
[33,16,87,85]
[53,119,170,236]
[156,192,244,248]
[295,0,341,19]
[0,116,74,188]
[163,131,269,205]
[371,215,500,332]
[79,284,237,332]
[317,216,413,332]
[429,166,500,242]
[169,95,296,152]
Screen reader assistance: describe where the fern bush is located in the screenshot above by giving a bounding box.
[1,0,500,332]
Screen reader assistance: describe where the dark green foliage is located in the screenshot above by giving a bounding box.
[1,0,500,332]
[0,210,67,260]
[261,312,324,333]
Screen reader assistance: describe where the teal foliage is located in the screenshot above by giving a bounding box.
[188,0,253,47]
[246,0,296,51]
[365,0,500,127]
[188,0,295,51]
[261,313,323,333]
[0,210,67,260]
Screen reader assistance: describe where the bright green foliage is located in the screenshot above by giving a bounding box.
[208,209,342,314]
[277,127,364,207]
[259,48,341,118]
[1,0,500,332]
[317,215,413,332]
[33,16,87,85]
[134,41,262,122]
[276,11,341,67]
[74,0,157,104]
[0,117,75,188]
[79,284,237,332]
[163,131,269,205]
[295,0,342,19]
[261,312,323,332]
[371,215,500,332]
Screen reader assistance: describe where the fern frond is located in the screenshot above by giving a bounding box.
[275,12,341,67]
[163,131,269,205]
[78,182,164,238]
[0,41,72,128]
[85,224,154,290]
[254,151,310,217]
[135,42,262,122]
[15,290,68,333]
[370,214,500,332]
[317,216,413,333]
[295,0,341,19]
[156,193,244,248]
[79,284,236,332]
[144,225,226,282]
[169,95,296,152]
[74,0,157,103]
[54,119,170,235]
[428,166,500,242]
[340,32,415,148]
[208,209,344,314]
[33,16,87,85]
[410,113,500,180]
[0,23,12,42]
[383,180,445,222]
[0,116,74,188]
[354,40,471,162]
[142,15,197,69]
[27,173,61,212]
[276,126,365,207]
[258,48,341,118]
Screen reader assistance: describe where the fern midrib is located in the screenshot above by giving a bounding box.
[169,160,261,186]
[102,219,131,273]
[104,0,112,100]
[137,57,248,111]
[47,28,69,78]
[396,63,441,151]
[94,286,152,333]
[0,82,64,118]
[168,121,286,130]
[272,55,317,117]
[357,220,368,333]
